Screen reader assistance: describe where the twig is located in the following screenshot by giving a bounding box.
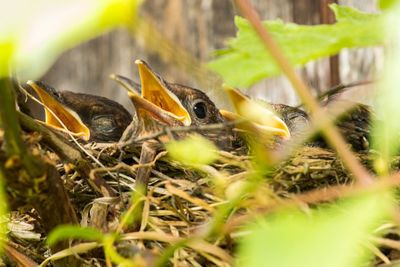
[365,242,391,265]
[294,171,400,204]
[118,120,240,148]
[165,182,215,213]
[294,80,374,109]
[122,232,233,264]
[317,80,374,102]
[116,150,126,208]
[89,151,167,178]
[223,171,400,235]
[233,0,374,186]
[132,141,158,230]
[371,236,400,251]
[3,244,39,267]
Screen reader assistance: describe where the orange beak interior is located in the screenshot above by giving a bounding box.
[27,80,90,140]
[222,86,291,139]
[135,60,191,126]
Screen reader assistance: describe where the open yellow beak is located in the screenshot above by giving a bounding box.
[221,86,291,139]
[27,80,90,140]
[135,60,191,126]
[109,74,141,96]
[127,92,184,127]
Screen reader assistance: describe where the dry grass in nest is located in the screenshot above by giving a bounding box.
[3,129,400,266]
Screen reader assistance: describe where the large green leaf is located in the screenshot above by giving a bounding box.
[0,0,141,79]
[237,192,393,267]
[208,4,383,87]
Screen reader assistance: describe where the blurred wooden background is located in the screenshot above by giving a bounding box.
[38,0,381,118]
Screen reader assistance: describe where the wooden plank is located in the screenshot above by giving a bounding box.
[38,0,380,117]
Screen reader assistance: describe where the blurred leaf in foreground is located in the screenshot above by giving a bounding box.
[46,225,103,246]
[0,0,141,79]
[237,192,393,267]
[379,0,398,10]
[208,4,383,87]
[0,42,13,78]
[371,2,400,175]
[166,134,219,166]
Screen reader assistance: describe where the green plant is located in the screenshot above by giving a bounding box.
[2,0,400,266]
[205,1,400,266]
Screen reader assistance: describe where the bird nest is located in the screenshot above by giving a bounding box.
[3,123,400,266]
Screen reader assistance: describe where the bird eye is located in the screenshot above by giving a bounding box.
[193,101,207,119]
[92,115,116,134]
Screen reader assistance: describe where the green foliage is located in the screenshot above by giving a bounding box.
[208,4,383,87]
[371,2,400,175]
[166,134,219,166]
[0,0,141,79]
[237,192,393,267]
[1,1,398,265]
[0,43,14,78]
[46,225,103,246]
[379,0,399,10]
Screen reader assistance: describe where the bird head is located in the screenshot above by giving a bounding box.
[26,80,132,142]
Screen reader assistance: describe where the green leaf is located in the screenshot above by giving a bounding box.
[0,42,14,78]
[208,4,383,87]
[331,4,379,23]
[237,192,393,267]
[166,134,219,166]
[46,225,104,246]
[379,0,399,10]
[371,2,400,175]
[0,0,141,79]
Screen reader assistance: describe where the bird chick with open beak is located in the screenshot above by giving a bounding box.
[219,86,293,143]
[221,86,371,152]
[113,60,238,150]
[25,81,132,142]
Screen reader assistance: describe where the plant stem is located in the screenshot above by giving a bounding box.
[0,78,42,176]
[0,78,24,156]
